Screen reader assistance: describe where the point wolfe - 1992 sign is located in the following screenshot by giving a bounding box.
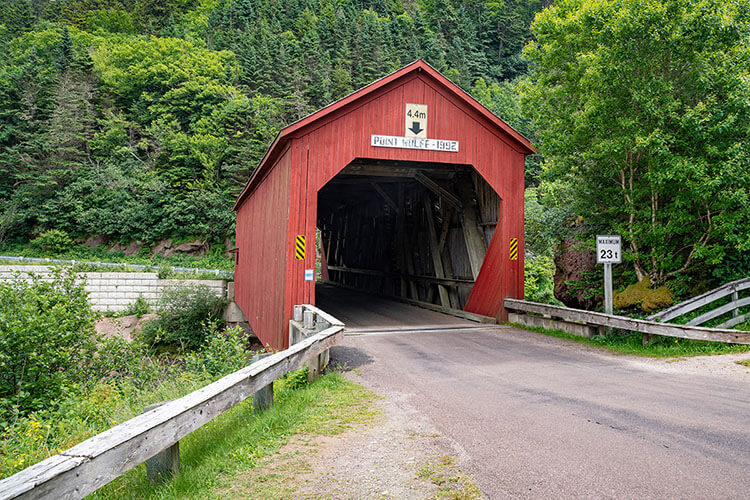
[371,135,459,152]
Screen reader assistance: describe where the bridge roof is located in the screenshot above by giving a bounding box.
[234,59,535,210]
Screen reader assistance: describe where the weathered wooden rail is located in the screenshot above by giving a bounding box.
[0,305,343,500]
[647,277,750,328]
[505,299,750,345]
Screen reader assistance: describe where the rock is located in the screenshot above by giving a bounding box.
[553,233,597,309]
[124,241,143,256]
[85,235,107,249]
[109,242,126,253]
[95,314,158,341]
[172,239,209,257]
[614,277,673,313]
[151,239,173,257]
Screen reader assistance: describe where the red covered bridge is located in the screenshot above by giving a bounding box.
[233,60,535,349]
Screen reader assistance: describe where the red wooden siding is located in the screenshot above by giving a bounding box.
[234,147,291,349]
[235,61,534,349]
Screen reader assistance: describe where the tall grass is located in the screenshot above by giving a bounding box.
[92,372,377,500]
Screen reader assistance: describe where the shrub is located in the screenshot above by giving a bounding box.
[524,255,558,304]
[122,295,150,318]
[185,322,251,376]
[141,284,228,351]
[29,229,74,254]
[276,367,309,392]
[0,268,99,422]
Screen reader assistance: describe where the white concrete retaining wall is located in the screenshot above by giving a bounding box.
[0,265,226,313]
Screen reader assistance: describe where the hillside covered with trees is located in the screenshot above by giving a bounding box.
[0,0,545,249]
[1,0,748,304]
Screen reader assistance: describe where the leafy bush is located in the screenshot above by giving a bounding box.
[185,322,251,376]
[0,268,99,421]
[276,368,310,392]
[157,264,174,279]
[141,285,228,351]
[122,295,150,318]
[29,230,74,254]
[524,255,559,304]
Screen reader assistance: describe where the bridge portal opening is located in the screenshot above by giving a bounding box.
[316,159,500,318]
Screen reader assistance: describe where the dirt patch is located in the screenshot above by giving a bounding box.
[95,314,156,341]
[223,387,481,499]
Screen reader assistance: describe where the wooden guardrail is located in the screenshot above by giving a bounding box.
[647,277,750,328]
[0,305,343,500]
[505,299,750,345]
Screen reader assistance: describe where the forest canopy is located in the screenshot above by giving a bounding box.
[522,0,750,285]
[0,0,546,246]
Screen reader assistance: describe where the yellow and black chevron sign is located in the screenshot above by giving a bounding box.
[295,235,306,260]
[509,238,518,260]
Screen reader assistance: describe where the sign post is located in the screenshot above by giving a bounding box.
[596,235,621,315]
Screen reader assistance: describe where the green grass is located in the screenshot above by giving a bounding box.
[0,259,231,280]
[736,359,750,367]
[0,241,234,272]
[417,455,483,500]
[511,323,750,358]
[91,372,378,500]
[0,370,217,479]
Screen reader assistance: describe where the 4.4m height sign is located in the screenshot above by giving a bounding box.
[404,103,427,138]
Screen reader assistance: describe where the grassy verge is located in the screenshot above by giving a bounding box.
[0,370,216,478]
[91,372,378,500]
[0,259,231,280]
[0,242,234,272]
[511,323,750,358]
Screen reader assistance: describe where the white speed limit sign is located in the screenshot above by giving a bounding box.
[596,235,621,264]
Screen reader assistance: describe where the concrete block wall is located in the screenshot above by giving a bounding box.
[0,265,227,313]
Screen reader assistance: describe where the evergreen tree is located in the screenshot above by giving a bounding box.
[57,25,73,72]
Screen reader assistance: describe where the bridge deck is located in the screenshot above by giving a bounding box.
[316,283,486,333]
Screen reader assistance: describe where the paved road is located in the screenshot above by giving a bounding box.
[320,291,750,499]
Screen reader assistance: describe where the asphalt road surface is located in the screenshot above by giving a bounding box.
[319,289,750,499]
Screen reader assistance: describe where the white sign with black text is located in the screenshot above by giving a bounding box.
[371,135,459,152]
[596,235,622,264]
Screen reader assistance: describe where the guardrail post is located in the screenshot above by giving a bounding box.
[251,352,274,411]
[303,310,315,329]
[288,305,335,381]
[142,402,180,483]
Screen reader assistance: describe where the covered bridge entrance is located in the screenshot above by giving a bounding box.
[234,61,535,349]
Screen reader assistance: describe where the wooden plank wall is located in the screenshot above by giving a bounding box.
[234,148,291,349]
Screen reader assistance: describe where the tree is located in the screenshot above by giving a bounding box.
[523,0,750,284]
[57,25,73,71]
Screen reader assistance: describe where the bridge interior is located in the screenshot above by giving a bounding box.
[316,283,481,331]
[317,159,500,320]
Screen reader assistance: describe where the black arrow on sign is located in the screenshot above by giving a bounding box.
[408,121,424,135]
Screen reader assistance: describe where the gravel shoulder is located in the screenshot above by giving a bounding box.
[224,381,481,499]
